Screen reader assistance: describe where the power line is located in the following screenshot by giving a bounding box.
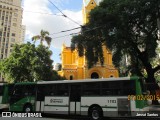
[24,11,63,16]
[50,27,81,35]
[28,24,105,40]
[61,27,81,32]
[47,0,65,17]
[62,14,82,27]
[51,25,106,40]
[1,0,82,26]
[52,32,80,39]
[29,25,104,40]
[24,10,82,35]
[0,1,63,17]
[47,0,82,27]
[2,0,82,27]
[52,34,71,39]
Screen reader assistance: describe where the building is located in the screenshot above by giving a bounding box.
[82,0,103,24]
[58,0,118,80]
[20,25,26,43]
[54,63,62,71]
[0,0,25,81]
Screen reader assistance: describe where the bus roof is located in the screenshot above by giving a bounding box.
[37,77,139,84]
[14,82,36,85]
[12,76,140,85]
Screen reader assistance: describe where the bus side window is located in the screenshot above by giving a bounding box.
[82,82,100,96]
[118,90,122,95]
[24,85,36,96]
[105,91,111,95]
[8,84,14,96]
[13,85,23,96]
[50,92,55,96]
[56,84,69,96]
[37,85,46,101]
[0,85,4,96]
[123,81,136,95]
[50,84,56,96]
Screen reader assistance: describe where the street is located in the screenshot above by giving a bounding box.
[0,116,157,120]
[0,114,159,120]
[0,118,68,120]
[0,114,71,120]
[0,105,160,120]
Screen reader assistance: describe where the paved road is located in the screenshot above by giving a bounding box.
[0,105,159,120]
[0,118,69,120]
[0,117,157,120]
[0,115,158,120]
[0,116,159,120]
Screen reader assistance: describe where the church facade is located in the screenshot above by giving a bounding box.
[58,0,119,80]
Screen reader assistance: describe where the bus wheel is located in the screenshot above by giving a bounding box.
[23,104,32,113]
[89,106,103,120]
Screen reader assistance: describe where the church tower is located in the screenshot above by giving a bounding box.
[58,0,119,80]
[82,0,103,24]
[83,0,98,24]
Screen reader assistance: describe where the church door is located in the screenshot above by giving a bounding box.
[91,72,99,79]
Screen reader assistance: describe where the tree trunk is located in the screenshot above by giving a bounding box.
[138,51,159,88]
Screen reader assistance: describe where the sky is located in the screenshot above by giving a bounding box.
[21,0,83,64]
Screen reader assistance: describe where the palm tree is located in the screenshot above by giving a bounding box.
[32,30,52,47]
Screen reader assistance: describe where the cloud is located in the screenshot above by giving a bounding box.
[50,0,70,8]
[22,0,82,48]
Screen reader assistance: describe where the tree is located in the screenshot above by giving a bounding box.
[71,0,160,89]
[151,47,160,81]
[0,42,64,83]
[32,30,52,47]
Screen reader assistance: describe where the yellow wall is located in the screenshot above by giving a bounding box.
[58,0,119,80]
[83,0,97,24]
[59,44,118,80]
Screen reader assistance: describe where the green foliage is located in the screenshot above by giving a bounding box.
[71,0,160,84]
[151,47,160,81]
[0,42,64,83]
[71,30,104,68]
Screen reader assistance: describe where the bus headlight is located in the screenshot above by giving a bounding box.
[147,100,152,105]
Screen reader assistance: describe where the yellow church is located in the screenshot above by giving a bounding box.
[58,0,119,80]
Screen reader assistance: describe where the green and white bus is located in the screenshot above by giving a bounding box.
[0,83,14,111]
[9,77,149,119]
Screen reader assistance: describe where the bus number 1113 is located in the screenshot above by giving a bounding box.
[107,100,116,103]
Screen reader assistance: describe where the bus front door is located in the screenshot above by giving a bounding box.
[69,85,81,115]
